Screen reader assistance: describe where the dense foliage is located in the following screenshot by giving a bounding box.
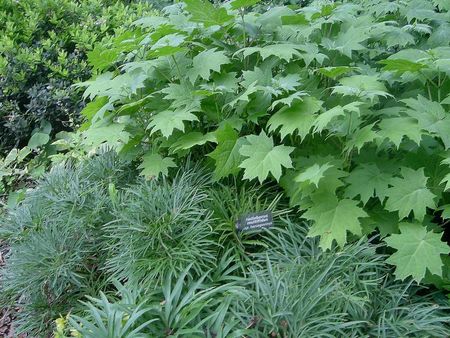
[75,0,450,287]
[1,153,448,336]
[0,0,155,198]
[2,0,450,335]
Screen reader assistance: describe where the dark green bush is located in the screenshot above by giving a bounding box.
[0,0,155,153]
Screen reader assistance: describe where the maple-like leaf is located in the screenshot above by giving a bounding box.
[440,172,450,191]
[304,193,368,250]
[385,167,436,221]
[184,0,233,27]
[344,163,392,205]
[403,95,450,149]
[138,153,176,179]
[160,82,203,111]
[268,97,322,140]
[332,75,391,101]
[379,59,427,73]
[378,117,422,148]
[208,125,245,180]
[237,44,302,62]
[317,66,356,79]
[230,0,261,9]
[82,123,130,149]
[344,123,380,153]
[148,108,198,138]
[239,132,294,183]
[169,132,216,153]
[295,163,333,187]
[322,25,368,58]
[385,222,449,282]
[313,102,362,134]
[188,48,230,82]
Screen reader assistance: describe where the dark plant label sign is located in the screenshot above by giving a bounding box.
[236,211,273,232]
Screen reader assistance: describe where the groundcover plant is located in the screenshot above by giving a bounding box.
[75,0,450,287]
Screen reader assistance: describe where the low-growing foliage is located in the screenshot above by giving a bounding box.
[75,0,450,285]
[2,153,449,336]
[105,168,218,287]
[0,152,132,334]
[63,220,450,337]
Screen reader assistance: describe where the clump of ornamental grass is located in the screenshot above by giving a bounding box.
[66,219,450,338]
[104,169,219,289]
[0,152,132,335]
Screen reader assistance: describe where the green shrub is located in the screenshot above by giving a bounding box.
[75,0,450,285]
[0,0,155,154]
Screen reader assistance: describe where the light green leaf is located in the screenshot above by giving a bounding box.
[230,0,261,9]
[379,59,427,73]
[295,163,333,188]
[189,48,230,82]
[317,66,356,78]
[239,132,294,183]
[344,123,380,153]
[440,172,450,191]
[321,26,368,58]
[385,167,436,221]
[184,0,233,27]
[270,92,309,110]
[313,102,362,134]
[148,109,198,138]
[378,117,422,148]
[344,163,392,205]
[208,125,245,180]
[385,222,449,282]
[82,124,130,149]
[169,132,216,153]
[403,95,450,149]
[28,132,50,149]
[138,153,176,179]
[237,44,302,62]
[333,75,391,101]
[268,96,322,140]
[304,193,368,250]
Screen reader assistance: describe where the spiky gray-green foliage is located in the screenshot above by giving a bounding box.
[0,152,133,335]
[104,169,219,288]
[67,220,450,338]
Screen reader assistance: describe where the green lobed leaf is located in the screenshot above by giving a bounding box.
[184,0,233,27]
[208,125,245,180]
[138,153,177,179]
[385,167,437,221]
[268,97,322,140]
[239,132,294,183]
[148,109,199,138]
[385,222,449,282]
[304,192,368,250]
